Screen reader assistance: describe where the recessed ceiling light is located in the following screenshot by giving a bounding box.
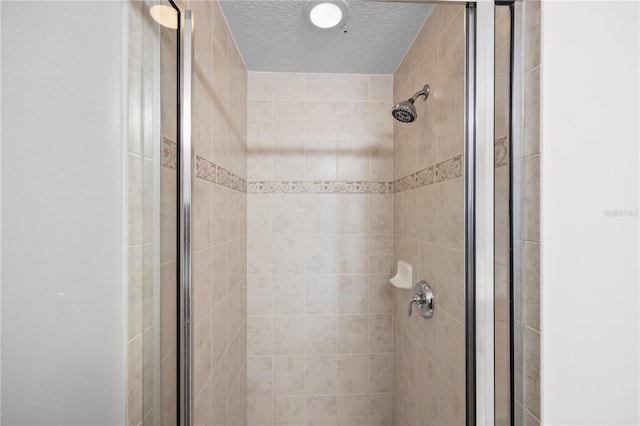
[149,4,178,30]
[304,1,349,30]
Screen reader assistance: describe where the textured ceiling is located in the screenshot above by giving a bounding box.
[219,1,433,74]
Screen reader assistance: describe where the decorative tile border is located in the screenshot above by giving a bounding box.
[435,154,464,183]
[393,154,463,193]
[495,137,509,167]
[393,166,435,193]
[193,138,506,195]
[247,180,393,194]
[195,155,247,193]
[162,136,177,169]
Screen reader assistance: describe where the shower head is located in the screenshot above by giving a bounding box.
[392,84,430,123]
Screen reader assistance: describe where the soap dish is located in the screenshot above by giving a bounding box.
[390,261,413,289]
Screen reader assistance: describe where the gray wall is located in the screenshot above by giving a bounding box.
[1,1,125,424]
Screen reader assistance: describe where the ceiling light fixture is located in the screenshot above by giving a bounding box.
[149,4,179,30]
[304,0,349,30]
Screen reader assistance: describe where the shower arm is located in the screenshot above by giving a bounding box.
[410,85,430,103]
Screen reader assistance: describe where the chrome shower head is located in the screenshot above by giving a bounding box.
[392,100,417,123]
[392,84,430,123]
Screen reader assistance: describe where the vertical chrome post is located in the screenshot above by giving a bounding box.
[474,0,496,424]
[151,5,162,425]
[464,4,477,425]
[179,8,193,426]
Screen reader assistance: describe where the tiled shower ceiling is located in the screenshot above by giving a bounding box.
[219,1,433,74]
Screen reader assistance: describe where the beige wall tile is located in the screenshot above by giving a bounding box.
[305,195,337,234]
[246,70,394,424]
[524,67,541,157]
[338,355,370,394]
[368,235,393,274]
[273,73,305,100]
[437,177,464,249]
[193,314,212,396]
[337,276,368,314]
[273,316,305,355]
[437,372,465,426]
[127,335,143,426]
[248,276,272,316]
[128,245,143,340]
[273,275,304,315]
[524,155,540,242]
[194,248,212,324]
[305,315,337,355]
[438,311,465,395]
[248,356,273,397]
[248,235,272,275]
[524,327,541,419]
[370,353,393,393]
[370,314,393,354]
[272,195,304,234]
[272,235,305,274]
[305,101,337,141]
[338,315,369,354]
[337,235,368,274]
[337,195,369,234]
[369,394,393,426]
[194,376,212,426]
[305,355,338,394]
[273,142,305,181]
[273,396,305,426]
[248,397,273,426]
[248,316,273,356]
[273,356,305,395]
[248,72,273,101]
[437,79,465,161]
[306,275,338,315]
[438,246,465,322]
[304,140,338,180]
[305,235,337,274]
[337,395,369,426]
[248,195,272,235]
[248,100,273,143]
[273,101,305,142]
[523,241,541,330]
[337,141,370,181]
[306,396,338,426]
[368,75,393,101]
[368,274,392,314]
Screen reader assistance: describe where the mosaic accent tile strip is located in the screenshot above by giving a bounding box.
[393,166,435,193]
[162,136,177,169]
[393,154,464,193]
[495,137,509,167]
[247,180,393,194]
[195,155,247,193]
[435,154,464,183]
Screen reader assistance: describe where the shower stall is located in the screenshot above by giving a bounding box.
[1,0,541,425]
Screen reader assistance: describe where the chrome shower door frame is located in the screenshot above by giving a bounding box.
[179,6,193,426]
[465,1,496,425]
[174,1,504,425]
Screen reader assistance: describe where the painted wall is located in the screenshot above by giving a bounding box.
[540,1,639,424]
[1,1,125,424]
[245,71,395,425]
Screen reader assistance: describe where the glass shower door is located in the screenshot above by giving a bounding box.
[135,1,181,424]
[157,3,180,424]
[494,3,513,425]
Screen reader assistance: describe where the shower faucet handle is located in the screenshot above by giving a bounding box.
[407,294,426,316]
[407,281,434,319]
